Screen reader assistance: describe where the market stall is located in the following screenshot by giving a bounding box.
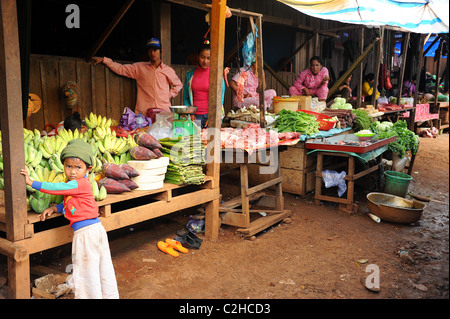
[0,0,227,299]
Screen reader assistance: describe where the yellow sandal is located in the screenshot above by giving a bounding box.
[165,238,189,254]
[157,241,179,257]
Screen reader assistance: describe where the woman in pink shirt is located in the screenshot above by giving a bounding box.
[230,62,277,110]
[92,38,182,115]
[289,56,330,101]
[183,43,225,128]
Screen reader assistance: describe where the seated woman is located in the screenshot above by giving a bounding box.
[289,56,330,101]
[335,70,353,100]
[362,73,380,100]
[229,61,277,110]
[183,42,225,128]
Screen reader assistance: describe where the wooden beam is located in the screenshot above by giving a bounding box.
[397,32,410,105]
[0,0,31,299]
[255,15,266,127]
[205,0,227,241]
[276,32,314,72]
[372,27,385,106]
[86,0,135,61]
[327,38,379,100]
[264,60,290,90]
[357,28,365,108]
[410,34,426,131]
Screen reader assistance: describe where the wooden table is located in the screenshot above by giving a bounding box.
[219,146,292,238]
[0,177,220,255]
[314,150,384,214]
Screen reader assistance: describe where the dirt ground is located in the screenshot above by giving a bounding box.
[0,134,448,303]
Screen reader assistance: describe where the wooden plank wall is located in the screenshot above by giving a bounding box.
[27,54,137,131]
[26,56,297,131]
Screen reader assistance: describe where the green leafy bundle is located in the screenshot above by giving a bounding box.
[375,120,419,158]
[274,109,320,135]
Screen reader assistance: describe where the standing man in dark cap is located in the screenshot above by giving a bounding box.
[92,37,183,115]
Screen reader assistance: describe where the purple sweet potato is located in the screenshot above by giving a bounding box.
[118,164,140,178]
[130,146,157,160]
[102,163,130,180]
[152,148,164,158]
[118,179,139,190]
[135,132,162,150]
[98,177,131,194]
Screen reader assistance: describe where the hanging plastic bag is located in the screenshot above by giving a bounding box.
[322,170,347,197]
[242,26,258,68]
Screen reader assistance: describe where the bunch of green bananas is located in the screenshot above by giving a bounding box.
[89,173,107,201]
[85,112,112,129]
[24,144,43,168]
[39,135,68,159]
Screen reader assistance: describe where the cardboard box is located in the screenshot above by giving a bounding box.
[292,95,312,111]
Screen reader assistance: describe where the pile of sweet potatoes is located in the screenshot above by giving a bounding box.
[98,163,140,194]
[130,132,164,160]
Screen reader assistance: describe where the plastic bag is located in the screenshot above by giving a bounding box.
[242,26,258,68]
[186,216,205,234]
[322,170,347,197]
[119,107,152,131]
[146,112,174,140]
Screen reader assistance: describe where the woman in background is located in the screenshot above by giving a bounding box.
[289,56,330,101]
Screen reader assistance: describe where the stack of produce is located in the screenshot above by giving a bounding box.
[160,136,206,186]
[330,97,353,110]
[98,162,139,194]
[1,112,141,213]
[127,157,170,190]
[352,109,373,132]
[371,120,419,158]
[322,108,357,128]
[274,109,320,135]
[129,132,164,160]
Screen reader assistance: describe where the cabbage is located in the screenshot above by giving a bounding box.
[342,103,353,110]
[333,97,346,105]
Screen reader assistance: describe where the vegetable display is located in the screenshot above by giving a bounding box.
[330,97,353,110]
[274,109,320,135]
[352,109,373,132]
[371,120,419,158]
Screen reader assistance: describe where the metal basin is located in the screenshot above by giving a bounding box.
[170,106,197,115]
[366,192,426,224]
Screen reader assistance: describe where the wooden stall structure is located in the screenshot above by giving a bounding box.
[0,0,226,299]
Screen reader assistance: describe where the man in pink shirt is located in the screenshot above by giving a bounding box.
[92,38,183,114]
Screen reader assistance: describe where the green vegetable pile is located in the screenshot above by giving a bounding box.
[371,120,419,158]
[352,109,372,131]
[275,109,320,135]
[160,135,206,185]
[330,97,353,110]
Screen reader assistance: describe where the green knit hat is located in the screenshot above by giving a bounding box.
[60,139,95,167]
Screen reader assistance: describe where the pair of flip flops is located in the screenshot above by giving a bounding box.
[174,228,203,249]
[157,238,188,257]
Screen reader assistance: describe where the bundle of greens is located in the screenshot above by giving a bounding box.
[160,136,206,185]
[373,120,419,158]
[274,109,320,135]
[352,109,373,131]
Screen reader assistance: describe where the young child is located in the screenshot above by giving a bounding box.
[21,139,119,299]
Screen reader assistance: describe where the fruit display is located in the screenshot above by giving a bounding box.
[0,112,150,213]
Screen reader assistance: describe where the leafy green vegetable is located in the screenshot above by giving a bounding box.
[352,109,373,131]
[275,109,320,135]
[375,120,419,158]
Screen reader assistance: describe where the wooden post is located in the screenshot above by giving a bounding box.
[372,26,384,106]
[205,0,227,241]
[397,32,410,105]
[159,2,172,65]
[0,0,30,299]
[410,34,426,131]
[255,16,266,128]
[357,28,364,109]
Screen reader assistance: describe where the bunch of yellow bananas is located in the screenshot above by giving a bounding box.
[85,112,112,129]
[58,128,84,143]
[28,164,65,184]
[97,134,130,155]
[39,135,68,159]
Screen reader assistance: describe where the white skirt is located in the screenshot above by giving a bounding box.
[71,222,119,299]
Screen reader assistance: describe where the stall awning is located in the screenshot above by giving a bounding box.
[277,0,449,34]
